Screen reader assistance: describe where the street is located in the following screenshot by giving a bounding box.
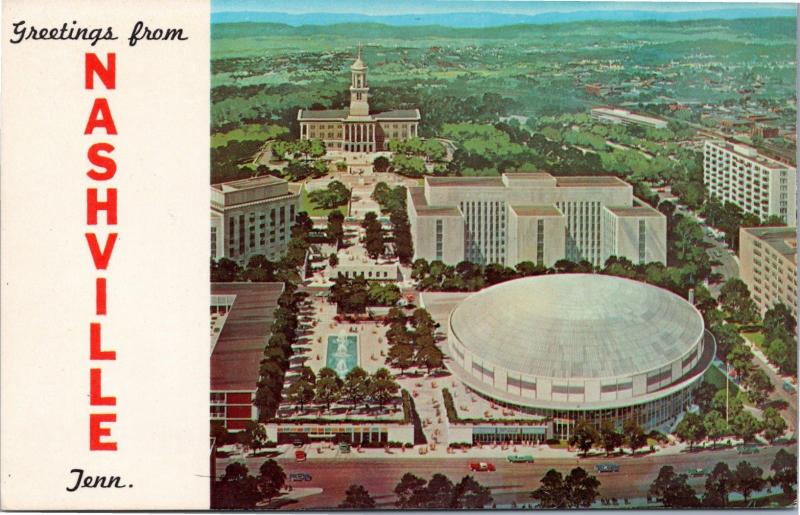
[217,443,795,509]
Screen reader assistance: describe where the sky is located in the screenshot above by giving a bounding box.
[211,0,797,16]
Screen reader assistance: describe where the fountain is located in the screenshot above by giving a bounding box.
[326,332,358,378]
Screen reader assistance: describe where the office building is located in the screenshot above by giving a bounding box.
[590,107,668,129]
[407,173,666,267]
[210,176,301,264]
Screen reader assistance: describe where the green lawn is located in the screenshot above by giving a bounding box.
[704,364,741,394]
[742,330,766,349]
[300,184,349,217]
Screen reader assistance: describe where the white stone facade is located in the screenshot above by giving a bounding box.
[407,173,667,267]
[211,176,301,265]
[704,140,796,224]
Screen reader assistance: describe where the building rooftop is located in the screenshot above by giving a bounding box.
[449,274,704,380]
[373,109,421,120]
[408,186,462,216]
[426,177,506,188]
[706,140,793,171]
[605,205,662,217]
[742,226,798,261]
[211,175,286,192]
[298,108,349,121]
[554,176,630,188]
[509,205,563,217]
[210,283,284,391]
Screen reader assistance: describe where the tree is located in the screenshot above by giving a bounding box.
[342,366,370,409]
[770,449,797,495]
[649,466,699,507]
[326,211,345,246]
[730,410,762,443]
[623,416,647,455]
[675,412,707,451]
[387,342,415,375]
[415,343,444,375]
[599,420,622,456]
[763,303,797,340]
[369,367,400,407]
[703,410,729,448]
[211,462,262,509]
[563,467,601,508]
[373,155,390,173]
[242,420,268,455]
[761,407,787,443]
[421,473,454,508]
[704,462,733,507]
[394,473,427,508]
[732,461,765,504]
[728,344,755,379]
[744,368,774,406]
[532,467,600,508]
[211,257,241,282]
[314,367,343,410]
[712,388,744,417]
[258,459,286,502]
[719,278,758,324]
[452,475,492,508]
[286,366,316,411]
[531,469,567,508]
[569,419,599,457]
[339,484,376,509]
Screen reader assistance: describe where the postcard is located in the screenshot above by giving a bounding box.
[2,0,798,510]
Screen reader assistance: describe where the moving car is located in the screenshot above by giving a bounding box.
[469,462,496,472]
[595,463,620,473]
[339,442,351,454]
[295,450,307,462]
[289,473,312,482]
[507,455,535,463]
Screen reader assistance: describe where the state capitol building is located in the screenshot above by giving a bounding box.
[297,49,421,152]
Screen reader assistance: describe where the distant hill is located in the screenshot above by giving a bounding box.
[210,17,797,41]
[211,8,796,28]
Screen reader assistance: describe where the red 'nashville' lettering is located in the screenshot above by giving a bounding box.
[85,53,118,452]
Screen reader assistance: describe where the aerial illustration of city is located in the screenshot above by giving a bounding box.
[209,1,798,509]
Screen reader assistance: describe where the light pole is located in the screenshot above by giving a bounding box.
[725,360,730,423]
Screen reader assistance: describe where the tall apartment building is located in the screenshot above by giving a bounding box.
[407,173,666,267]
[703,141,796,224]
[210,176,301,264]
[739,226,797,314]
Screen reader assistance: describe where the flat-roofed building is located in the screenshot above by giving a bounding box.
[704,140,796,224]
[210,282,284,430]
[407,173,667,267]
[210,176,301,265]
[602,203,667,265]
[739,226,798,314]
[590,106,668,129]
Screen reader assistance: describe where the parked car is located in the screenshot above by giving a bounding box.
[737,445,760,455]
[469,462,496,472]
[783,381,796,394]
[686,468,709,477]
[292,440,304,448]
[507,455,535,463]
[595,463,620,473]
[289,473,312,482]
[295,450,307,462]
[339,442,351,454]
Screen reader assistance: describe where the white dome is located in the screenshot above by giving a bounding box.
[449,274,704,380]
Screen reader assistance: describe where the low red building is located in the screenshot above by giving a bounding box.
[211,282,284,430]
